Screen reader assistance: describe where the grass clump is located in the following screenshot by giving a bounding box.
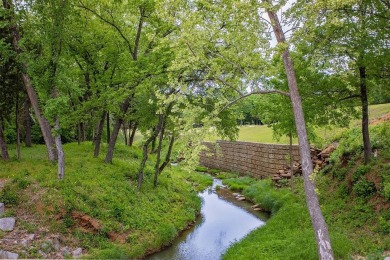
[222,176,256,192]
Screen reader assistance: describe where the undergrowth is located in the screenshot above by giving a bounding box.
[223,121,390,259]
[0,142,212,259]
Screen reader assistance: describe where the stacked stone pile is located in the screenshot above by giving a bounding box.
[272,143,337,185]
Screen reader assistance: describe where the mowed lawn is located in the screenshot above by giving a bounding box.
[206,103,390,144]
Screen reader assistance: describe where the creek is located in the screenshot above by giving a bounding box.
[147,178,268,260]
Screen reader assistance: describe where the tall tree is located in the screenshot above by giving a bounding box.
[5,0,58,162]
[289,0,390,164]
[264,1,334,257]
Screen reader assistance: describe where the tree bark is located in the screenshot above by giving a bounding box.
[154,117,166,187]
[54,116,65,179]
[359,66,371,164]
[0,121,10,160]
[106,112,110,144]
[122,123,128,145]
[94,111,106,158]
[129,122,138,146]
[10,15,57,162]
[24,98,32,147]
[16,93,21,160]
[138,114,163,191]
[105,99,130,163]
[158,133,175,174]
[79,122,86,142]
[289,131,294,192]
[266,4,334,259]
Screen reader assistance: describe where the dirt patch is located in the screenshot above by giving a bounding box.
[71,211,100,233]
[370,113,390,125]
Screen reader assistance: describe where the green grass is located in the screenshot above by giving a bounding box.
[222,179,351,260]
[0,143,212,259]
[222,121,390,259]
[206,103,390,145]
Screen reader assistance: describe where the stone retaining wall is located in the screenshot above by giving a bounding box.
[200,140,300,178]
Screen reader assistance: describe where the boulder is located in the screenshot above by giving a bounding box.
[0,250,18,259]
[0,217,15,231]
[237,197,246,201]
[72,247,83,258]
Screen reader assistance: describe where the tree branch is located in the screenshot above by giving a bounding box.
[219,89,290,114]
[77,1,134,55]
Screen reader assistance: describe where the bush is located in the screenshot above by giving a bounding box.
[353,179,376,199]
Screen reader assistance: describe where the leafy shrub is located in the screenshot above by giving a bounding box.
[353,165,371,182]
[0,184,19,205]
[353,179,376,199]
[333,168,348,181]
[194,166,208,172]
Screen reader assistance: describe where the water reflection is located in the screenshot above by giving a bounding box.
[148,179,267,260]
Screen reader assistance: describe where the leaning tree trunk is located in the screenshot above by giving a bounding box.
[106,112,110,144]
[158,133,175,174]
[10,19,57,162]
[359,66,371,165]
[54,116,65,179]
[105,99,130,163]
[129,122,138,146]
[24,98,32,147]
[266,5,334,259]
[138,114,163,191]
[0,121,10,160]
[94,111,106,158]
[122,123,128,145]
[154,117,166,187]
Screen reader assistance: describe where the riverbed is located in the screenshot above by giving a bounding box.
[148,179,268,260]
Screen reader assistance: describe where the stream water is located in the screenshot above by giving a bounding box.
[148,179,268,260]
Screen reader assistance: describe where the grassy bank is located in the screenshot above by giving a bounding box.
[222,121,390,259]
[0,143,212,258]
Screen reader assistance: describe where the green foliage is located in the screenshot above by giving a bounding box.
[0,183,19,205]
[353,179,376,199]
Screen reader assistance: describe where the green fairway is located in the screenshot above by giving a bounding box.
[206,103,390,145]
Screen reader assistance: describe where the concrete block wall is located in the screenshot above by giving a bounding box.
[200,140,300,178]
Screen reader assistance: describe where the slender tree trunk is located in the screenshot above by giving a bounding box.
[151,128,157,153]
[122,123,128,145]
[289,131,294,192]
[158,133,175,174]
[105,118,122,163]
[0,121,10,160]
[138,115,163,191]
[154,117,166,187]
[24,98,32,147]
[10,18,57,162]
[105,99,130,163]
[77,122,81,145]
[129,122,138,146]
[359,66,371,165]
[106,112,110,144]
[79,122,86,142]
[54,116,65,179]
[16,93,21,160]
[94,111,106,158]
[266,5,334,259]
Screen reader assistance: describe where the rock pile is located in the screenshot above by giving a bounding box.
[272,143,338,186]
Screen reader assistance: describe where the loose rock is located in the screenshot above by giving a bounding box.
[0,250,18,259]
[0,217,16,231]
[0,203,4,215]
[72,247,83,258]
